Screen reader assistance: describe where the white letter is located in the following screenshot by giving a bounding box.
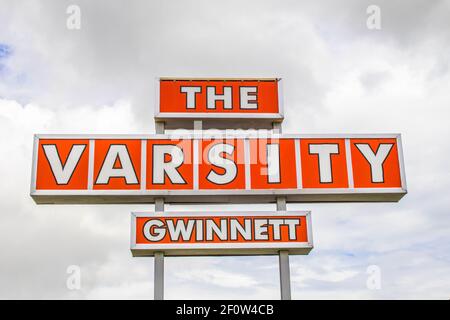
[309,144,339,183]
[43,144,86,184]
[66,5,81,30]
[206,219,228,241]
[206,143,237,185]
[230,219,252,240]
[143,220,166,242]
[195,220,203,241]
[366,5,381,30]
[254,219,268,240]
[240,87,258,109]
[284,219,300,240]
[356,143,393,183]
[96,145,138,184]
[268,219,284,240]
[153,145,186,184]
[180,86,201,109]
[267,144,280,183]
[167,219,195,241]
[207,86,232,109]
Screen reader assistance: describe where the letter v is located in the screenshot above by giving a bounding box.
[43,144,86,184]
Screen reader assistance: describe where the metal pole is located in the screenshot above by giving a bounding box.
[277,196,291,300]
[155,121,165,135]
[279,250,291,300]
[154,198,165,300]
[154,251,164,300]
[273,121,291,300]
[154,118,166,300]
[272,121,282,134]
[193,120,203,132]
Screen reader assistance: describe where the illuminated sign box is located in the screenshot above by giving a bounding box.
[30,134,407,204]
[131,211,313,256]
[155,78,283,129]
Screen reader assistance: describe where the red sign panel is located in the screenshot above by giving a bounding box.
[155,78,283,129]
[31,134,406,204]
[131,211,313,256]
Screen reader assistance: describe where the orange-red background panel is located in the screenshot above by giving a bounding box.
[300,139,349,188]
[351,138,402,188]
[159,80,279,114]
[146,139,194,190]
[249,139,298,189]
[93,139,141,190]
[135,216,308,244]
[198,139,246,190]
[36,139,89,190]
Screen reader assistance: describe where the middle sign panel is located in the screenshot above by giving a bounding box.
[31,134,407,204]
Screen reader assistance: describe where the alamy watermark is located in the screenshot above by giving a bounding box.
[366,265,382,290]
[366,5,381,30]
[66,265,81,290]
[66,5,81,30]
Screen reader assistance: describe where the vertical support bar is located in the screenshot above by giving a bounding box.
[155,198,165,212]
[154,119,165,300]
[276,196,287,211]
[154,252,164,300]
[279,250,291,300]
[272,122,282,134]
[154,198,165,300]
[155,121,165,134]
[276,196,291,300]
[193,120,203,133]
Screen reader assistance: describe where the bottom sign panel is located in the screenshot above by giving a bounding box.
[131,211,313,257]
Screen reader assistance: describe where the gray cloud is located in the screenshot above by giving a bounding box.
[0,0,449,299]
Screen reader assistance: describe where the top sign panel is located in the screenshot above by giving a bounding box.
[155,78,283,129]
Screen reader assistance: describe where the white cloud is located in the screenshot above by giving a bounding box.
[0,0,449,299]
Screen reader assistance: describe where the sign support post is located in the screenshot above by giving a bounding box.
[154,198,165,300]
[154,121,165,300]
[154,251,164,300]
[274,117,292,300]
[276,196,291,300]
[279,251,291,300]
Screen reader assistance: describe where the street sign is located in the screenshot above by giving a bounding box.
[131,211,313,256]
[155,78,283,129]
[30,133,407,204]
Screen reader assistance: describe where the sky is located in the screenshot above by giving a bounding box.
[0,0,449,299]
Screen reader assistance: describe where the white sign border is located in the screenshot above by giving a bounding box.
[30,133,407,204]
[130,210,313,257]
[154,78,285,127]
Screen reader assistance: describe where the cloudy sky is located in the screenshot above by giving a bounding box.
[0,0,449,299]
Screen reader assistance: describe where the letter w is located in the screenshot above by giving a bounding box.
[166,219,195,241]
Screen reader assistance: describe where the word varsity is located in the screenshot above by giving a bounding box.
[30,134,406,204]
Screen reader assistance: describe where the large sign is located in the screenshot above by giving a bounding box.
[131,211,313,256]
[155,78,283,129]
[30,133,407,204]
